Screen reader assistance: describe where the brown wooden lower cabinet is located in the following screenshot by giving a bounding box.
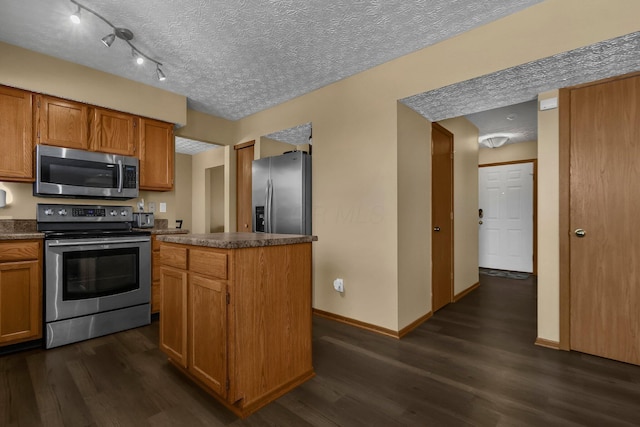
[158,241,314,418]
[0,240,42,346]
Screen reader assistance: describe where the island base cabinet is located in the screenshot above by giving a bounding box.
[158,241,314,418]
[189,274,228,398]
[159,266,187,367]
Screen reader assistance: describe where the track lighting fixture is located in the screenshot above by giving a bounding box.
[69,0,166,81]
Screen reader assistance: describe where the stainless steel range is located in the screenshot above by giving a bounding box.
[37,203,151,349]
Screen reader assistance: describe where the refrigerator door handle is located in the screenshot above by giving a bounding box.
[266,179,273,233]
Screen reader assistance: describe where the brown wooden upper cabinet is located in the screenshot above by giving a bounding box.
[139,117,174,191]
[0,84,175,189]
[91,108,137,156]
[0,86,33,182]
[35,94,89,150]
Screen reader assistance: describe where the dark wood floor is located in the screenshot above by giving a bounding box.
[3,274,640,426]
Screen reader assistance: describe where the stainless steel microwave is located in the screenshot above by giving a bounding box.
[34,145,139,200]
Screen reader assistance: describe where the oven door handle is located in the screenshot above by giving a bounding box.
[47,238,150,247]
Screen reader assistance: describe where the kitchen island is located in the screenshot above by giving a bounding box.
[155,232,316,418]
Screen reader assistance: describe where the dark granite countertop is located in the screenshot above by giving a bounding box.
[156,232,317,249]
[0,219,43,240]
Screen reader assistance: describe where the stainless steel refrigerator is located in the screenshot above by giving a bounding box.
[252,151,311,235]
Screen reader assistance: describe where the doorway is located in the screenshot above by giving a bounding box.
[478,161,535,273]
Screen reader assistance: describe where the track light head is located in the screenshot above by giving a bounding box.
[70,6,81,24]
[101,33,115,47]
[132,48,144,65]
[156,66,166,81]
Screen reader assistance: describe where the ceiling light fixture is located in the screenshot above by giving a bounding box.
[69,0,166,81]
[479,135,509,149]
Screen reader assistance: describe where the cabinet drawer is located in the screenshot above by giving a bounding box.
[160,245,187,270]
[0,241,41,262]
[190,249,227,280]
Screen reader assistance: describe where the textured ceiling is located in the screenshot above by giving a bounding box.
[405,31,640,144]
[0,0,542,121]
[264,122,312,146]
[174,137,221,155]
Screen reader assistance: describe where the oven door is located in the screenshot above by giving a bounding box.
[44,235,151,322]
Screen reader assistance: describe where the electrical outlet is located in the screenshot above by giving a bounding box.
[333,278,344,293]
[148,202,156,213]
[159,202,167,213]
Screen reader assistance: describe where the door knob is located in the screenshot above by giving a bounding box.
[574,228,586,238]
[479,220,483,225]
[434,226,441,232]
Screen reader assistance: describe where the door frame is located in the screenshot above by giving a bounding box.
[478,159,537,275]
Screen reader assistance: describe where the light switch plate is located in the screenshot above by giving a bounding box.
[159,202,167,213]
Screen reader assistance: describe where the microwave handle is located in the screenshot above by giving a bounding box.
[117,159,123,193]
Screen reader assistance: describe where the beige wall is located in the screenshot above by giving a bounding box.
[0,42,186,125]
[191,147,228,233]
[479,140,538,165]
[257,137,296,159]
[208,166,225,232]
[176,109,236,145]
[537,90,560,342]
[173,153,192,231]
[397,103,431,329]
[439,117,480,296]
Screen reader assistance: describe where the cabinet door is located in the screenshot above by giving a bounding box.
[91,108,136,156]
[0,86,33,182]
[189,274,228,399]
[159,266,187,367]
[36,95,89,149]
[0,260,41,345]
[139,118,174,191]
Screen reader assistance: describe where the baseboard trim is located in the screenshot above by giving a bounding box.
[313,309,433,339]
[454,282,480,302]
[398,311,432,338]
[535,337,560,350]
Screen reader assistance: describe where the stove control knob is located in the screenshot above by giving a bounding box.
[120,210,128,216]
[44,208,54,216]
[110,210,118,216]
[58,209,67,216]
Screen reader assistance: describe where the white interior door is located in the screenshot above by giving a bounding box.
[478,162,533,273]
